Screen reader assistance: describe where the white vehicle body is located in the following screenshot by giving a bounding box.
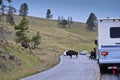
[97,18,120,71]
[80,50,87,55]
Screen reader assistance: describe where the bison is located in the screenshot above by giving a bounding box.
[64,50,78,58]
[21,42,29,49]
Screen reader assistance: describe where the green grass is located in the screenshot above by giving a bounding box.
[0,15,97,80]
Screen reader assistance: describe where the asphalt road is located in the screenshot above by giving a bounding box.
[21,55,100,80]
[101,70,120,80]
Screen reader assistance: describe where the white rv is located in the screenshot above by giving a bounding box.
[97,18,120,72]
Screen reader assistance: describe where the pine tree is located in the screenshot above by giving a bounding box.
[86,13,97,30]
[46,9,52,19]
[31,32,41,49]
[14,17,32,53]
[14,17,41,53]
[14,17,29,43]
[19,3,29,17]
[58,16,73,28]
[61,19,68,27]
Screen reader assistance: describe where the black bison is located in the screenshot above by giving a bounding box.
[65,50,78,58]
[21,42,29,49]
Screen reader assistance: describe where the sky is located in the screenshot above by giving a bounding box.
[5,0,120,22]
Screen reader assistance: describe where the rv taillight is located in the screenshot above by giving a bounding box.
[101,52,108,56]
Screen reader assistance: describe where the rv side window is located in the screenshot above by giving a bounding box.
[110,27,120,38]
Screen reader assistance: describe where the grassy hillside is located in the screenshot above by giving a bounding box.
[0,15,97,80]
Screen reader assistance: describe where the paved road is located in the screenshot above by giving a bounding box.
[101,69,120,80]
[21,55,100,80]
[101,73,120,80]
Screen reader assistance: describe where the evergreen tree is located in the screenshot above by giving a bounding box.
[19,3,29,17]
[14,17,32,53]
[61,19,68,27]
[58,16,73,27]
[14,17,41,53]
[14,17,29,43]
[46,9,52,19]
[31,32,41,49]
[86,13,97,30]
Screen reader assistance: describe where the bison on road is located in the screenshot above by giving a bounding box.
[64,50,78,58]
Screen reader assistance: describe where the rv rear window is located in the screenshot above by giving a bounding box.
[110,27,120,38]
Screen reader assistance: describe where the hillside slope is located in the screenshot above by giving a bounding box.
[0,15,97,80]
[27,16,97,50]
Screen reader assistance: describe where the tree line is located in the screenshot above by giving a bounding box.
[46,9,97,30]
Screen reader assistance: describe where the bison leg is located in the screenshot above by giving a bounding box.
[70,55,72,58]
[76,54,78,58]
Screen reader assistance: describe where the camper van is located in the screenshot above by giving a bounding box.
[97,18,120,72]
